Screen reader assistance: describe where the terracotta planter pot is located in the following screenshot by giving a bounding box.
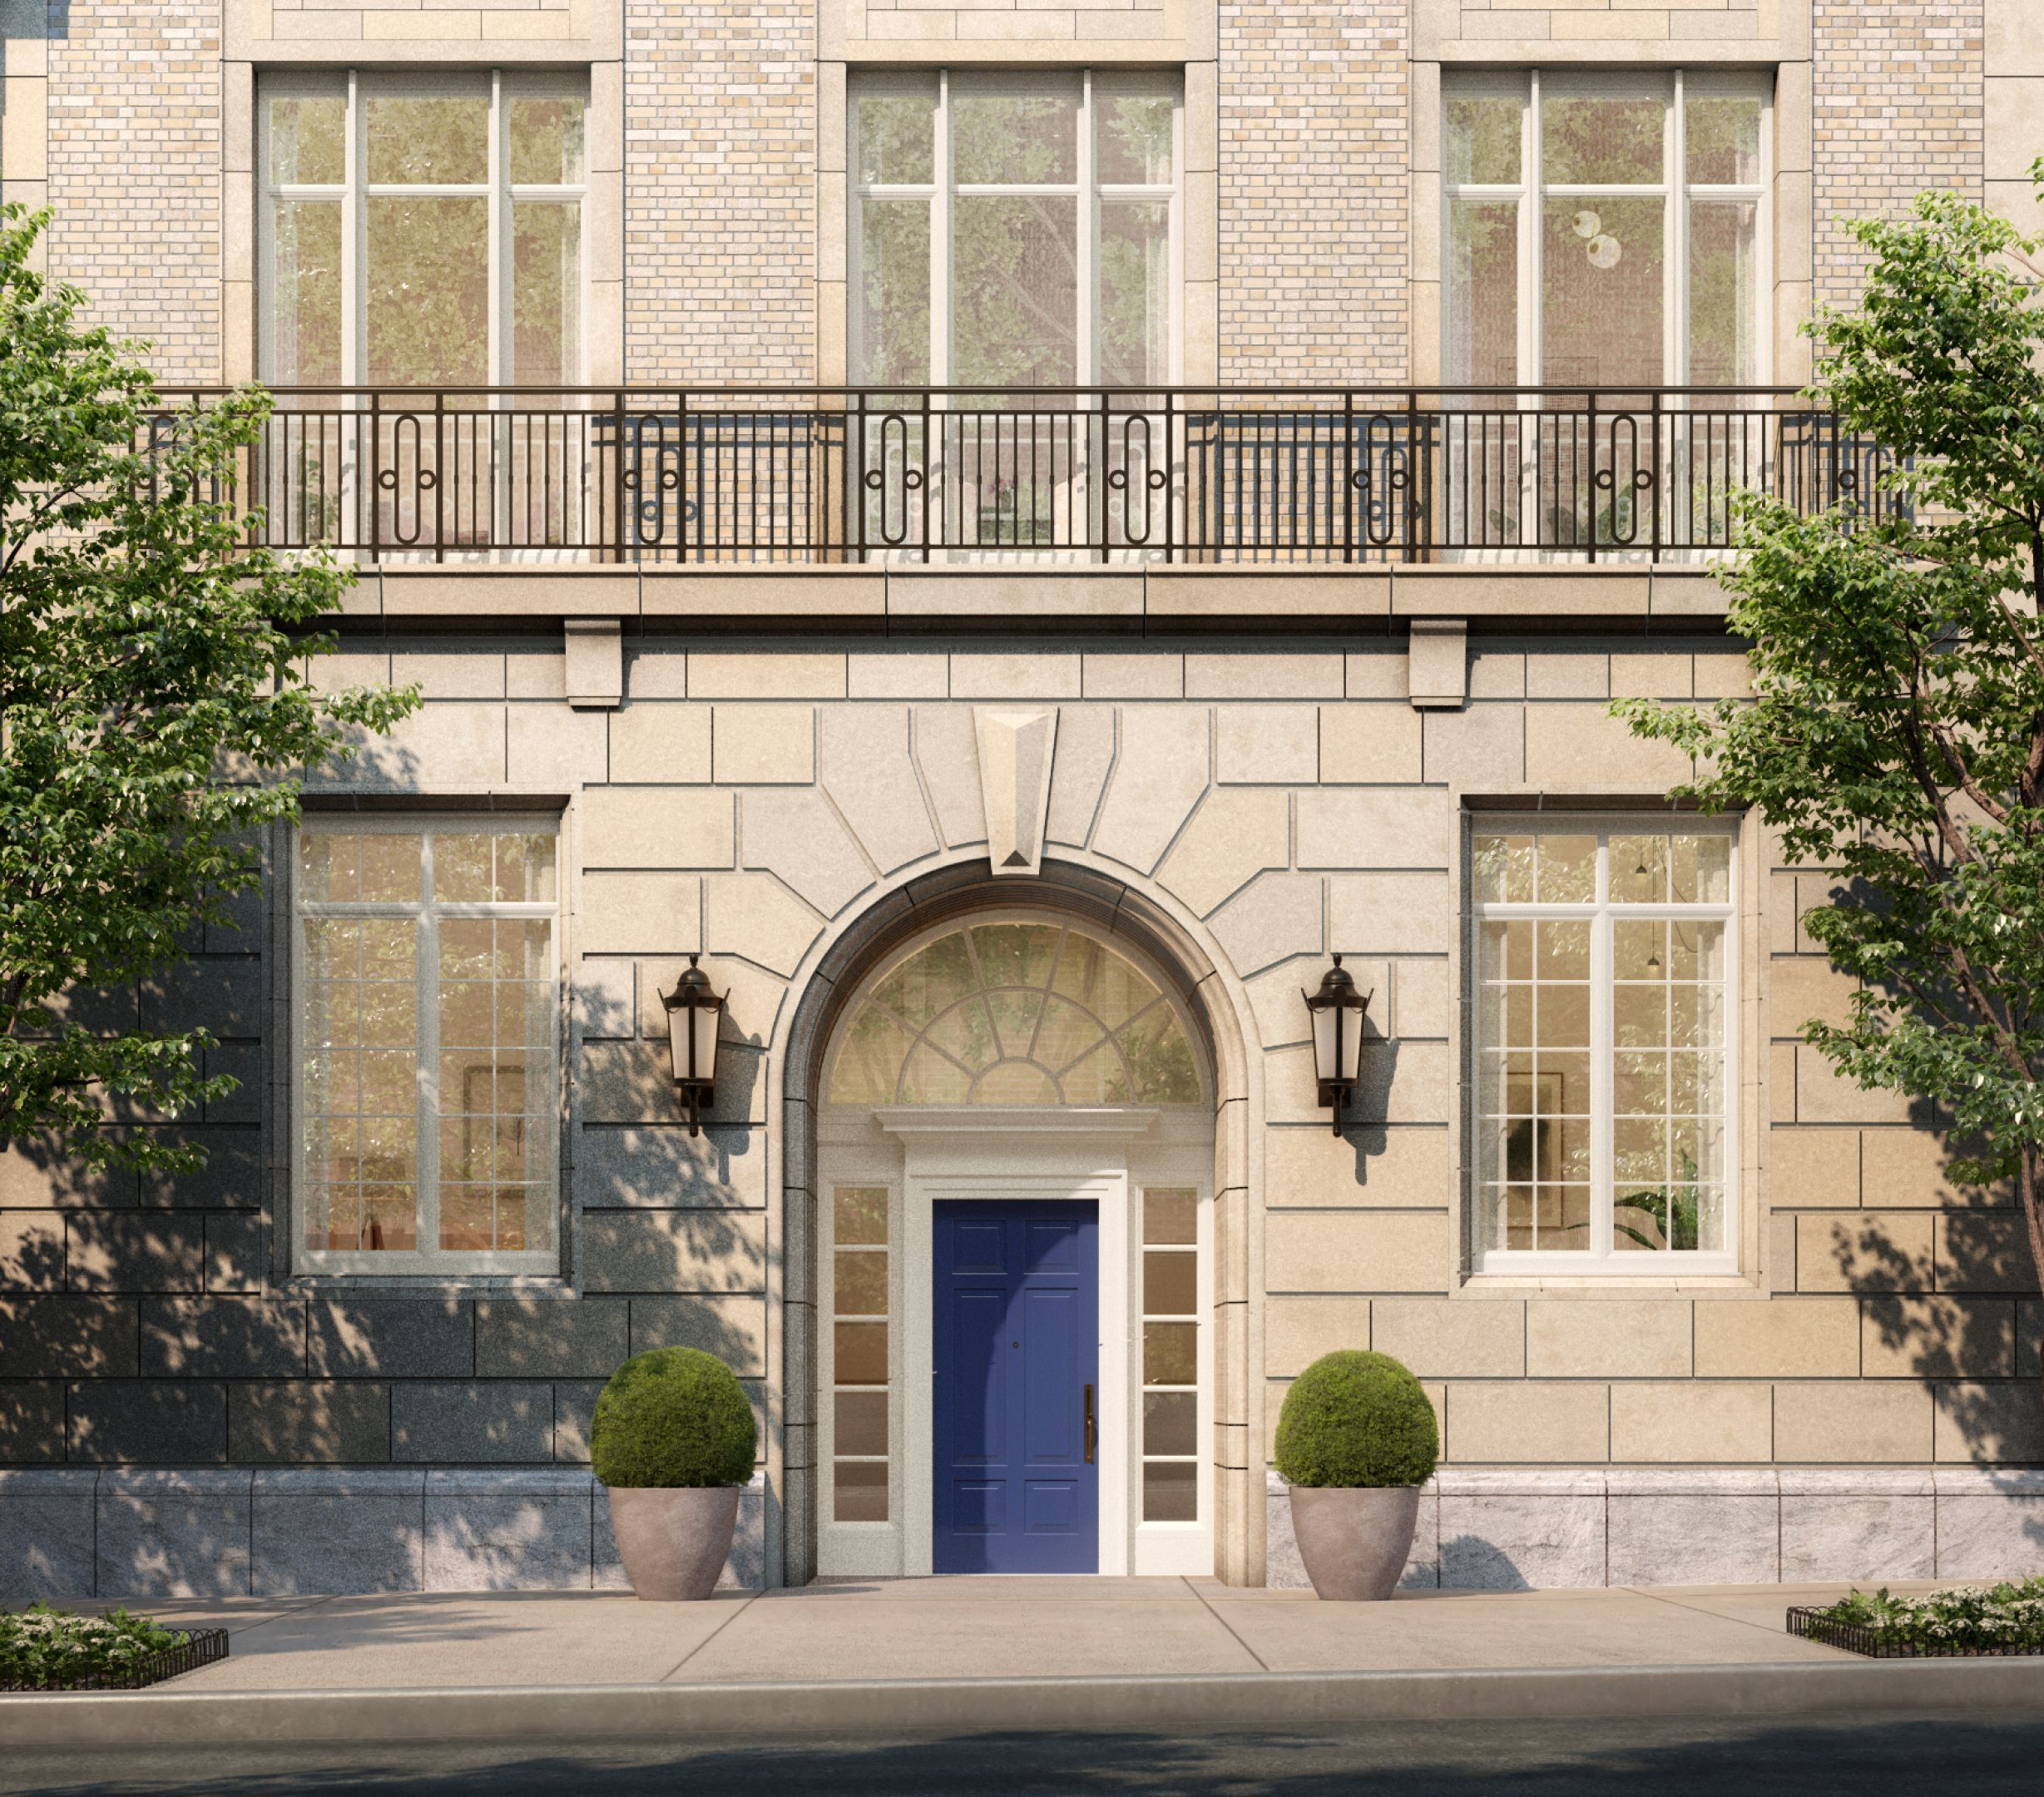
[1288,1483,1421,1601]
[605,1484,740,1601]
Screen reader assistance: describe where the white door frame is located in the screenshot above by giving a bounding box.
[881,1106,1156,1577]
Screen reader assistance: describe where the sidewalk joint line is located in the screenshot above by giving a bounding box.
[217,1592,347,1642]
[1625,1585,1825,1646]
[660,1592,760,1681]
[1183,1576,1270,1673]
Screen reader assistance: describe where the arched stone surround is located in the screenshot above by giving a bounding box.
[770,853,1263,1588]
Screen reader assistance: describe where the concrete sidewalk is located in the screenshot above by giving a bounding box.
[108,1577,1926,1689]
[9,1577,2044,1746]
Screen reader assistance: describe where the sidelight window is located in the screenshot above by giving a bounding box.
[830,1186,894,1523]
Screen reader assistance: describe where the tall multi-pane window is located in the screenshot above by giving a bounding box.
[849,69,1180,389]
[260,71,586,386]
[1444,72,1769,390]
[1472,822,1736,1271]
[295,820,560,1274]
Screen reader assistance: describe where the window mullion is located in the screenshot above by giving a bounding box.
[1670,68,1686,386]
[933,69,952,390]
[1079,66,1098,389]
[1523,68,1540,393]
[343,67,360,388]
[1591,842,1614,1261]
[419,833,442,1257]
[488,67,505,389]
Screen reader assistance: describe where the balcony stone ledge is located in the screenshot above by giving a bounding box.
[335,561,1738,634]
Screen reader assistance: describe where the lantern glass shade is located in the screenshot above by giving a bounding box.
[1310,998,1366,1095]
[668,996,721,1088]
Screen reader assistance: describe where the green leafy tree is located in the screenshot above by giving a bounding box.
[1616,166,2044,1313]
[0,206,417,1175]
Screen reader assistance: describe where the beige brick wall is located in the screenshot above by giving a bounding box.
[1217,0,1408,383]
[46,0,223,382]
[1814,1,1985,307]
[625,0,815,383]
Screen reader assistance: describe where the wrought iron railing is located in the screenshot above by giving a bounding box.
[149,385,1899,567]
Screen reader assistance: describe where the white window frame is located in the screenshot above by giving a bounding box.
[1467,815,1740,1277]
[257,67,590,387]
[848,67,1185,388]
[291,814,563,1279]
[1442,68,1774,391]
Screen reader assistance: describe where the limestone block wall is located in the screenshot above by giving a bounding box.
[1267,1468,2044,1590]
[1983,0,2044,235]
[2,621,2042,1597]
[0,1468,765,1599]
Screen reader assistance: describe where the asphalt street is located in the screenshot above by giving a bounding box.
[2,1712,2039,1796]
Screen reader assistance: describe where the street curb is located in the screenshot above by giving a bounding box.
[4,1657,2044,1746]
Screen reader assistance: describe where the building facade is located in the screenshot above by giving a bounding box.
[1,0,2042,1598]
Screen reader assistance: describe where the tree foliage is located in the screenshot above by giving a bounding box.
[0,205,417,1172]
[1616,167,2044,1294]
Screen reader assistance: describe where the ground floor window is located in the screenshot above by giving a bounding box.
[1470,819,1738,1273]
[294,818,561,1275]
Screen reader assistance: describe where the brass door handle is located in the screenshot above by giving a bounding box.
[1083,1384,1096,1464]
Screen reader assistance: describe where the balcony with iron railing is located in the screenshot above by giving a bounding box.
[150,385,1898,570]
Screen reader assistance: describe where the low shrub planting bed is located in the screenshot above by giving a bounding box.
[1789,1579,2044,1659]
[0,1603,229,1692]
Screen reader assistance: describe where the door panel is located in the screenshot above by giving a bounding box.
[933,1199,1099,1573]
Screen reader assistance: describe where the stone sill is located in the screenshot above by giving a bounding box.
[329,562,1733,633]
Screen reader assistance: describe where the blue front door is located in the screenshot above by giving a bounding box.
[933,1200,1100,1574]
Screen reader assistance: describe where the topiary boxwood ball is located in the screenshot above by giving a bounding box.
[591,1347,758,1488]
[1274,1349,1438,1488]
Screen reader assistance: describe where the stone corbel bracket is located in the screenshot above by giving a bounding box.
[565,617,624,710]
[1407,618,1467,710]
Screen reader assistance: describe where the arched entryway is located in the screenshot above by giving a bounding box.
[779,862,1228,1583]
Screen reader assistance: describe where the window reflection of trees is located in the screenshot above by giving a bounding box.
[827,920,1202,1107]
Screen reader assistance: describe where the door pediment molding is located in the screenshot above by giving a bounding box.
[876,1104,1160,1138]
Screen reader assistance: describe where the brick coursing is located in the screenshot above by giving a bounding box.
[1217,0,1408,383]
[1814,1,1986,308]
[45,0,223,383]
[623,0,815,383]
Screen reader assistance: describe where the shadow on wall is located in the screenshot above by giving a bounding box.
[1434,1540,1532,1592]
[309,723,425,795]
[1,982,770,1598]
[572,980,767,1389]
[1828,1144,2044,1554]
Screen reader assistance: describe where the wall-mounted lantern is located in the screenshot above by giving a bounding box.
[661,954,725,1137]
[1303,955,1373,1136]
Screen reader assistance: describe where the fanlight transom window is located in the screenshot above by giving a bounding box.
[827,921,1202,1107]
